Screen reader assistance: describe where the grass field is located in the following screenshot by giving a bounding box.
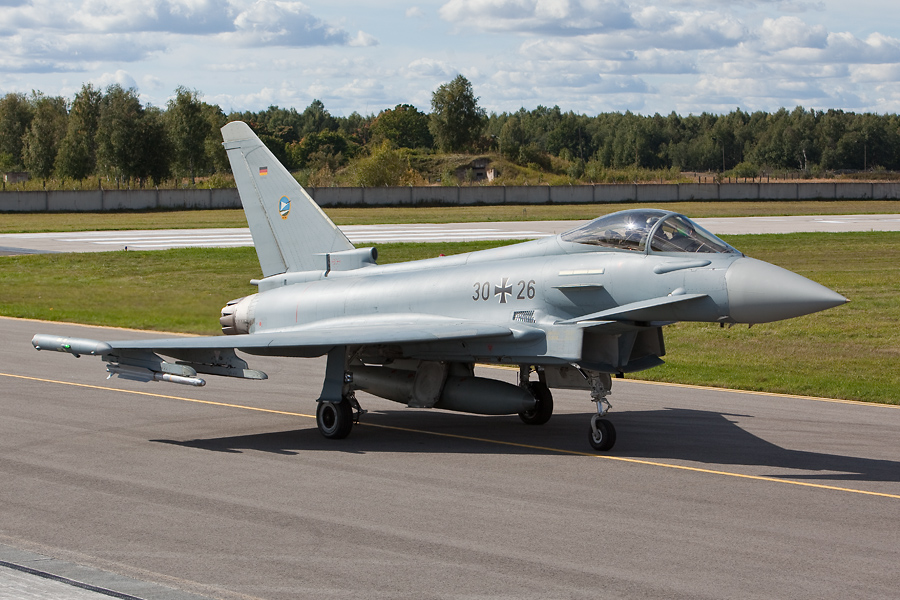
[3,199,900,233]
[1,233,897,404]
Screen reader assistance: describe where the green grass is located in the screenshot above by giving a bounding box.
[3,199,900,233]
[0,247,262,333]
[0,209,250,234]
[0,241,514,333]
[1,233,897,404]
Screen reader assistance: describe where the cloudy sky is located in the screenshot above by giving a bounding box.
[2,0,899,117]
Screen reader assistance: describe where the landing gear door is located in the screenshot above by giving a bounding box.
[543,364,590,390]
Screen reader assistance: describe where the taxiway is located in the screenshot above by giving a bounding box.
[2,317,898,599]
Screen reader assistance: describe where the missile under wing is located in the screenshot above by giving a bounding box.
[32,121,848,451]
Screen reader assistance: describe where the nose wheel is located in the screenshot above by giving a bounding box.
[588,415,616,451]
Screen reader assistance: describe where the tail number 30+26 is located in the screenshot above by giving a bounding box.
[473,278,535,304]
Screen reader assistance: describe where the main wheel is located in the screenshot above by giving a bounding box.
[317,400,353,439]
[519,381,554,425]
[588,416,616,451]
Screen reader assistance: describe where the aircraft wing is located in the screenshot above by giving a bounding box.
[33,314,517,386]
[130,314,512,350]
[33,314,514,359]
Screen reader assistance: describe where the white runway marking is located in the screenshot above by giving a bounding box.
[0,224,553,253]
[2,214,900,254]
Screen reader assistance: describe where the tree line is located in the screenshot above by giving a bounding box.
[2,75,899,188]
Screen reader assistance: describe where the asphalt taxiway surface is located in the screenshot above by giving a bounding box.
[2,317,899,599]
[2,214,899,254]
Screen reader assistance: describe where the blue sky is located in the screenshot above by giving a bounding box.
[2,0,899,117]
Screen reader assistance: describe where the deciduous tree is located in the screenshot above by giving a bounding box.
[370,104,433,149]
[429,75,485,152]
[167,86,207,183]
[0,92,33,170]
[56,84,102,180]
[22,93,68,178]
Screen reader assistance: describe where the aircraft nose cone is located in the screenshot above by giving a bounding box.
[726,257,848,323]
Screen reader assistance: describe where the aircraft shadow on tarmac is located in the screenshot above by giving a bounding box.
[152,407,900,484]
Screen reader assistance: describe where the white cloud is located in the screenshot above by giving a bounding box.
[771,31,900,64]
[141,74,165,91]
[439,0,636,35]
[598,50,698,75]
[776,1,826,13]
[406,6,425,18]
[851,63,900,83]
[2,31,166,67]
[636,10,747,50]
[407,58,457,78]
[1,0,235,35]
[331,77,385,99]
[348,31,379,47]
[214,82,305,112]
[230,1,351,47]
[91,69,139,90]
[758,17,828,51]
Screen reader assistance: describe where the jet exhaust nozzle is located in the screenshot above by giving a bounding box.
[221,295,256,335]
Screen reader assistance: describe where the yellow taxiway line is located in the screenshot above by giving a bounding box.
[3,371,899,501]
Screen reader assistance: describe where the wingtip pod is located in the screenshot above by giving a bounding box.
[32,334,112,357]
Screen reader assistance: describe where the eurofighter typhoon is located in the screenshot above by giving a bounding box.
[32,121,848,451]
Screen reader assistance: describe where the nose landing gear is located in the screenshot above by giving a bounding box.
[586,372,617,452]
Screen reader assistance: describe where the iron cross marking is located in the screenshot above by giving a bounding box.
[494,277,513,303]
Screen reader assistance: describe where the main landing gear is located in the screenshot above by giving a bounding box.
[518,366,554,425]
[586,372,616,452]
[316,393,366,439]
[316,346,366,439]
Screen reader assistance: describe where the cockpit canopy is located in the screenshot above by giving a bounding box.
[560,209,739,254]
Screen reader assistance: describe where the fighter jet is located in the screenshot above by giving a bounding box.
[32,121,848,451]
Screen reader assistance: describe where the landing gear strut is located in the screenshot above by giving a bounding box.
[585,371,616,451]
[316,346,366,440]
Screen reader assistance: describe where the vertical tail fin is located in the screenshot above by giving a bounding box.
[221,121,354,277]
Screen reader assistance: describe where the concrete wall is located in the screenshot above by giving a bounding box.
[593,184,635,203]
[874,183,900,199]
[678,183,720,200]
[636,184,679,202]
[459,186,505,204]
[2,182,899,211]
[3,191,47,211]
[411,186,461,204]
[549,185,594,204]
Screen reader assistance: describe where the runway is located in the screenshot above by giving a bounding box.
[2,214,899,254]
[2,317,899,599]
